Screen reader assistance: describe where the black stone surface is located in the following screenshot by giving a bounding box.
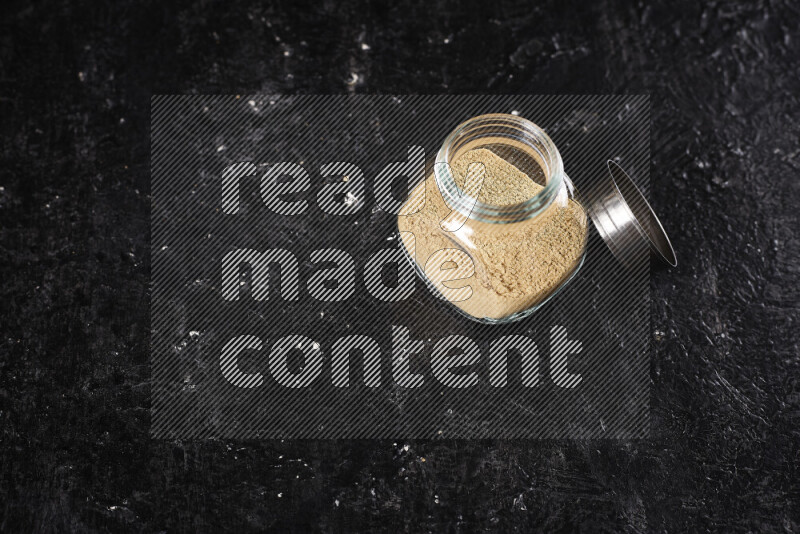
[1,0,798,531]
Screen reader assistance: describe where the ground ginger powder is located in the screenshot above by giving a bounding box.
[398,148,588,321]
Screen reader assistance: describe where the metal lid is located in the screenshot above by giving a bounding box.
[586,160,677,269]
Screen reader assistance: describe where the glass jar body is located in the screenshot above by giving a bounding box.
[398,114,588,324]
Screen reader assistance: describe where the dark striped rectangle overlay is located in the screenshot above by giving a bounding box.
[151,95,650,439]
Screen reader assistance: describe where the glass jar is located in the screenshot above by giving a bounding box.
[397,113,589,324]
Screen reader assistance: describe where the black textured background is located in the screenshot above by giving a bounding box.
[1,0,798,531]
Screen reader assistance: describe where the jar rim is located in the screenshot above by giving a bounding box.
[434,113,564,223]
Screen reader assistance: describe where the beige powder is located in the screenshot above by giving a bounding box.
[449,148,545,206]
[398,148,588,321]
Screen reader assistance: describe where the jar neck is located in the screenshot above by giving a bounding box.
[434,113,564,224]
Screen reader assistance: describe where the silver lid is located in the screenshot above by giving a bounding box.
[586,160,677,269]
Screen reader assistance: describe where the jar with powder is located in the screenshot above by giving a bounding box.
[397,113,675,324]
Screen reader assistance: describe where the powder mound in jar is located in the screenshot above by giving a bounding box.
[398,147,588,321]
[449,148,543,206]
